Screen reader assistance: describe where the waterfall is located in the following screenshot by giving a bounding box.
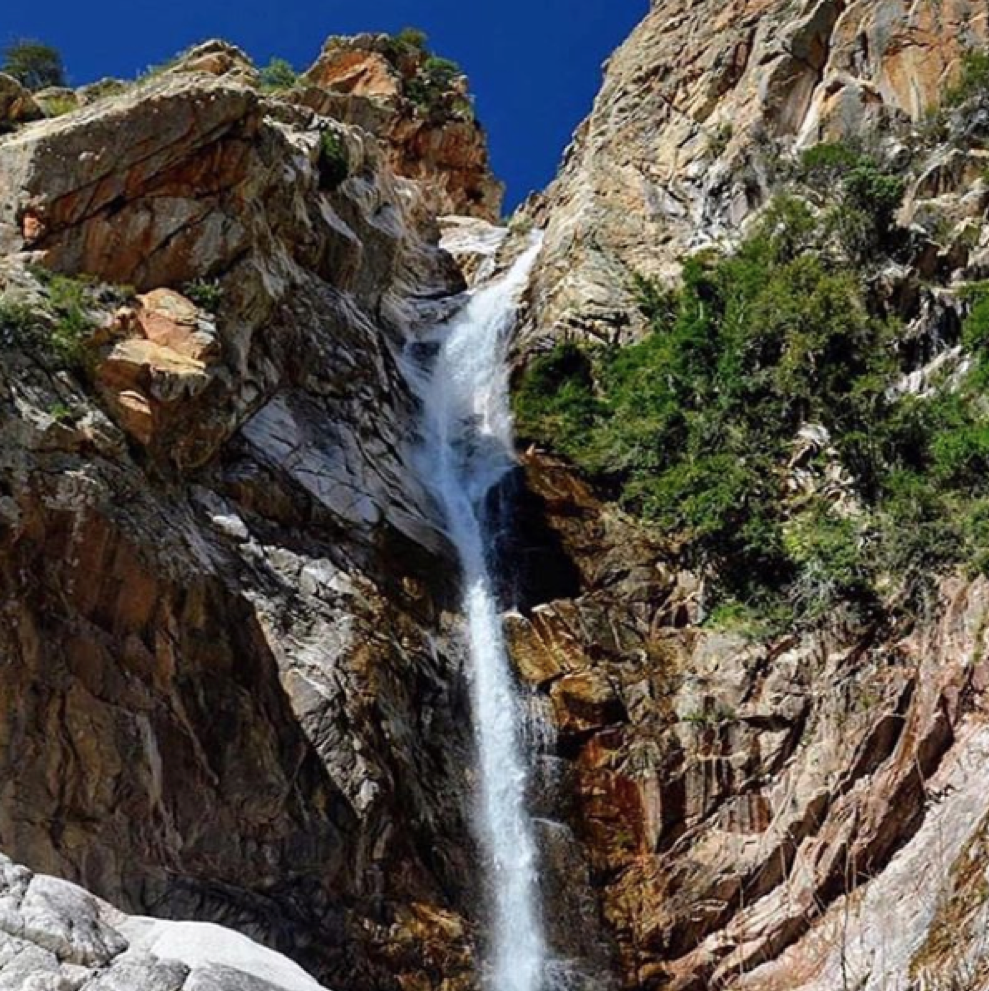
[405,234,547,991]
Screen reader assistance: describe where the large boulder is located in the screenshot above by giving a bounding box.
[0,72,42,130]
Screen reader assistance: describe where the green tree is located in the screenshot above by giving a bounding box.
[259,57,297,91]
[2,40,66,91]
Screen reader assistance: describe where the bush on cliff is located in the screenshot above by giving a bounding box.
[945,48,989,107]
[317,130,350,190]
[0,274,103,373]
[514,191,989,627]
[259,57,297,91]
[406,55,465,115]
[2,40,66,91]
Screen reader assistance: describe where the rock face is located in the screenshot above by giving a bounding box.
[501,2,989,988]
[296,35,504,222]
[524,0,989,349]
[0,50,481,991]
[507,454,989,989]
[4,10,989,991]
[0,72,42,131]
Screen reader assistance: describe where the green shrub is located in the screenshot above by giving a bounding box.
[394,27,429,52]
[783,504,874,622]
[945,49,989,107]
[317,130,350,190]
[2,40,66,91]
[40,94,77,118]
[0,297,44,350]
[512,180,989,626]
[512,342,601,460]
[406,55,463,114]
[798,141,861,186]
[513,195,899,619]
[47,275,97,370]
[182,277,223,313]
[843,162,906,237]
[0,276,96,371]
[259,57,297,91]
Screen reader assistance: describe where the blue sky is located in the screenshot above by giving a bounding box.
[1,1,647,210]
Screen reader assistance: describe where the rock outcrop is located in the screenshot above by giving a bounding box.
[524,0,989,349]
[296,35,504,222]
[0,73,42,132]
[0,854,332,990]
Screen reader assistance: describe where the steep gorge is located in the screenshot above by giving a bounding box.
[2,4,989,991]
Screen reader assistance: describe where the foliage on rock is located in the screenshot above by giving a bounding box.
[1,39,66,91]
[514,164,989,629]
[317,129,351,190]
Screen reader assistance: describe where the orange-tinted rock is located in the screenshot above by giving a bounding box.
[524,0,989,349]
[298,35,504,221]
[306,50,401,98]
[135,288,218,360]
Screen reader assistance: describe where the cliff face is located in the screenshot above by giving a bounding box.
[3,8,989,991]
[508,2,989,989]
[524,0,989,349]
[0,40,489,991]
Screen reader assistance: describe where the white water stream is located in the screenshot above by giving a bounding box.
[405,235,547,991]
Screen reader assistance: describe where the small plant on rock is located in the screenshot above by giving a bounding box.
[47,274,97,370]
[0,296,44,350]
[394,27,429,53]
[317,130,351,191]
[945,48,989,107]
[183,277,224,313]
[259,57,297,92]
[406,55,463,115]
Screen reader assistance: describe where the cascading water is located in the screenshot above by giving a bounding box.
[405,234,547,991]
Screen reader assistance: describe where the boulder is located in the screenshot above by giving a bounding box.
[0,72,42,130]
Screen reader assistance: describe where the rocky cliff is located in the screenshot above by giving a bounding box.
[3,6,989,991]
[524,0,989,349]
[509,1,989,989]
[0,37,495,991]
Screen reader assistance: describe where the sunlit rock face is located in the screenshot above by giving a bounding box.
[522,0,989,351]
[504,453,989,991]
[0,49,484,991]
[4,7,989,991]
[296,34,505,222]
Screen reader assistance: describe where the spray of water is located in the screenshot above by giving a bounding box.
[405,235,546,991]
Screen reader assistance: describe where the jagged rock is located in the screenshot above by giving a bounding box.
[0,72,42,130]
[167,40,261,85]
[522,0,989,350]
[297,34,504,221]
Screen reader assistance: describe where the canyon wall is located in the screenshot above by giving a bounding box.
[3,5,989,991]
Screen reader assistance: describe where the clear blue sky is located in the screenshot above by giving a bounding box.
[2,1,647,210]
